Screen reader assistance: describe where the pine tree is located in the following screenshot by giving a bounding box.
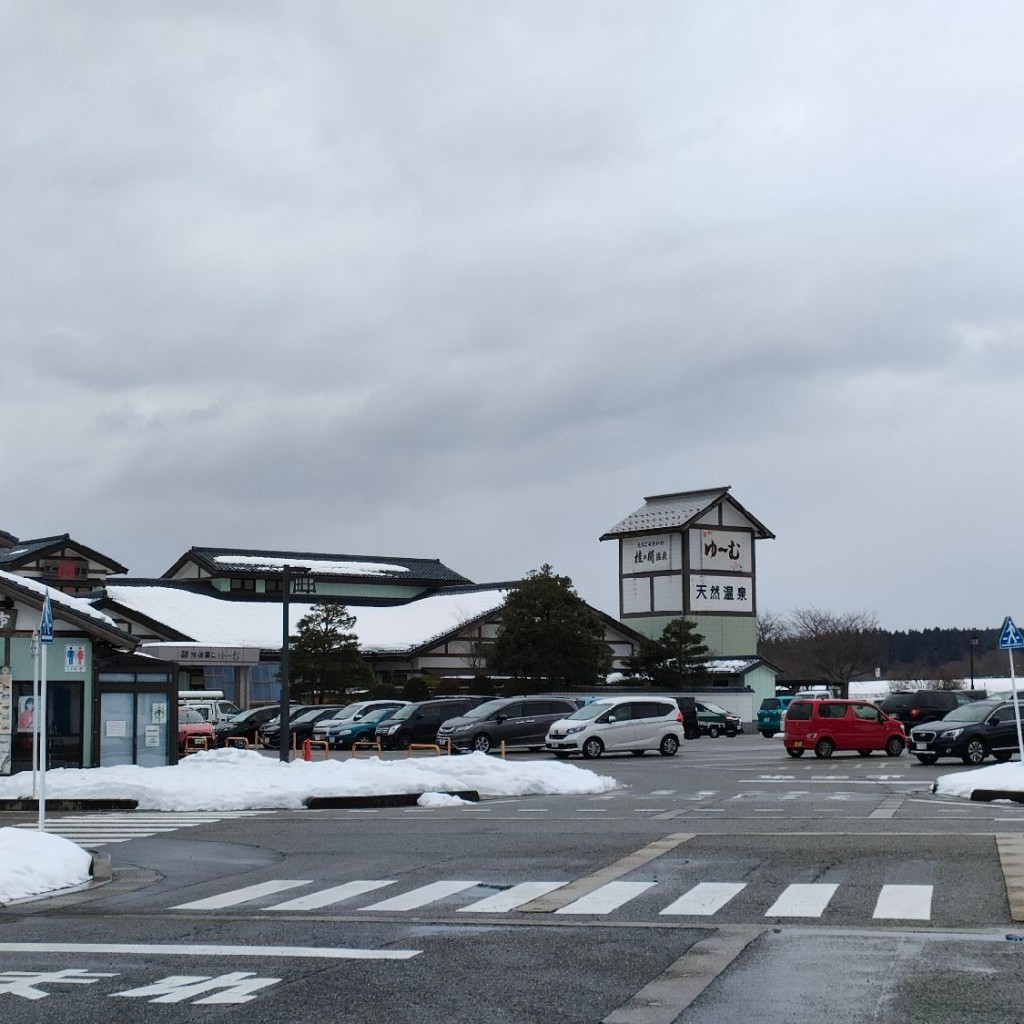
[489,564,612,686]
[289,603,373,703]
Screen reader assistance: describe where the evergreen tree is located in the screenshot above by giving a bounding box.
[626,618,710,683]
[489,564,612,686]
[289,603,373,702]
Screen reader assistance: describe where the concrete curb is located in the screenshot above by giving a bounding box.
[0,799,139,811]
[969,790,1024,804]
[304,790,479,809]
[90,852,112,881]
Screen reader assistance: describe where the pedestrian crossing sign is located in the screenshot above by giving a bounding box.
[999,616,1024,650]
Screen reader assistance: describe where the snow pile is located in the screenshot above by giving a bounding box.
[0,748,618,812]
[933,762,1024,800]
[0,827,92,904]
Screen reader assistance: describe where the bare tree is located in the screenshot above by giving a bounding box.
[756,611,791,647]
[787,608,883,683]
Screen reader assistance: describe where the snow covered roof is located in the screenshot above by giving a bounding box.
[0,570,129,644]
[0,533,127,573]
[103,583,508,653]
[600,487,774,540]
[162,546,471,585]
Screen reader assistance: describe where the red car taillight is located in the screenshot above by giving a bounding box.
[676,711,684,722]
[910,708,920,718]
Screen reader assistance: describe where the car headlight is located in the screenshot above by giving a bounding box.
[943,728,963,741]
[385,724,399,733]
[565,725,585,735]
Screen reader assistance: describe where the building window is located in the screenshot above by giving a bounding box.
[230,578,256,592]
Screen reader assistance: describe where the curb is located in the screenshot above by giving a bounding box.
[969,789,1024,804]
[90,852,112,881]
[0,799,139,812]
[304,790,479,809]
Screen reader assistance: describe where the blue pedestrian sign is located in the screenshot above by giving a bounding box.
[39,593,54,645]
[999,616,1024,650]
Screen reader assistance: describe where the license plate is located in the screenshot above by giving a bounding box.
[792,741,803,748]
[913,742,926,750]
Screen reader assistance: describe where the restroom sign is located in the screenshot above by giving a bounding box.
[64,644,87,673]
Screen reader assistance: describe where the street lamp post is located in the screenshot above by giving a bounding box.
[279,564,311,762]
[969,635,979,690]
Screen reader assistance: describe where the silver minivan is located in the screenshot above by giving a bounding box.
[545,696,684,759]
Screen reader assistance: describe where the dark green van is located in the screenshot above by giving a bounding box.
[756,696,793,738]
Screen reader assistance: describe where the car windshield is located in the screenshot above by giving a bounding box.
[942,702,998,723]
[566,702,616,721]
[359,707,395,725]
[700,702,730,715]
[463,699,508,720]
[226,708,264,725]
[326,704,363,721]
[180,708,204,724]
[389,704,416,721]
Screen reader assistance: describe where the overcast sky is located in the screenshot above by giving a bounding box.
[4,3,1023,633]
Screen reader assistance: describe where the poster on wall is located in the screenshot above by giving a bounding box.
[688,574,754,613]
[621,535,681,574]
[0,666,11,776]
[64,644,87,673]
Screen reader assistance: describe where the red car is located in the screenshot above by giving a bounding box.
[178,706,215,755]
[784,698,905,759]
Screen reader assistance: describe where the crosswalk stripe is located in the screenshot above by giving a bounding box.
[173,880,310,910]
[659,882,747,916]
[458,882,567,913]
[268,880,396,911]
[872,884,932,920]
[554,881,655,915]
[764,883,838,917]
[362,881,480,912]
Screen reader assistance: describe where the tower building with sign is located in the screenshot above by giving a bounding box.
[600,487,774,657]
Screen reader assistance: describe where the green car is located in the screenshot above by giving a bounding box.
[694,700,743,738]
[756,696,793,738]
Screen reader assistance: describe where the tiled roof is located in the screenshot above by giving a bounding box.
[0,534,71,565]
[164,547,473,584]
[600,487,774,540]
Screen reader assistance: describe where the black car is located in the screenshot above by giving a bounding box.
[375,695,495,750]
[908,698,1022,765]
[436,696,583,754]
[259,706,344,749]
[213,705,290,748]
[878,690,976,729]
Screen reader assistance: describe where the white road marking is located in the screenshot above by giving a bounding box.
[362,880,480,911]
[267,880,395,911]
[554,881,656,915]
[872,884,933,920]
[458,882,567,913]
[173,880,310,910]
[764,883,839,917]
[0,943,420,960]
[659,883,747,916]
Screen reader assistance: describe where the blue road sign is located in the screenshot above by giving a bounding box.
[39,593,54,645]
[999,616,1024,650]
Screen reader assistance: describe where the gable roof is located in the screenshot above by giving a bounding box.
[600,487,774,540]
[0,533,128,574]
[161,546,472,586]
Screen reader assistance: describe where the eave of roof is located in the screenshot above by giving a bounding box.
[600,487,774,540]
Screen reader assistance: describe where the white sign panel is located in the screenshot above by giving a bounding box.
[621,534,681,574]
[64,644,87,674]
[106,720,127,738]
[145,725,161,747]
[688,574,754,613]
[652,574,682,612]
[693,529,749,572]
[622,577,651,614]
[0,665,11,775]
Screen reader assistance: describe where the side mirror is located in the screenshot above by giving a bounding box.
[989,717,1000,726]
[495,714,507,723]
[606,714,618,723]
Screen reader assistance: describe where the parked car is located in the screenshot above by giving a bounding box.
[544,696,684,759]
[375,696,495,750]
[323,706,401,750]
[212,705,288,748]
[694,700,743,738]
[877,690,976,729]
[757,696,793,738]
[784,698,905,759]
[907,698,1022,765]
[178,706,215,754]
[312,700,410,748]
[437,696,583,754]
[259,705,345,749]
[179,697,241,725]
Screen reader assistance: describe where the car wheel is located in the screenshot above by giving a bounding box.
[707,725,721,738]
[786,748,805,758]
[582,738,604,760]
[659,735,679,757]
[760,730,776,739]
[814,737,835,759]
[993,750,1014,762]
[884,736,904,757]
[396,731,413,750]
[857,749,872,757]
[631,750,645,756]
[961,738,987,765]
[472,734,493,754]
[915,753,939,765]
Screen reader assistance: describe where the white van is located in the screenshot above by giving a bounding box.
[179,695,240,725]
[545,696,684,759]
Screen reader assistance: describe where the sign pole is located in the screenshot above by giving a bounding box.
[31,630,40,798]
[37,593,54,832]
[1011,648,1024,761]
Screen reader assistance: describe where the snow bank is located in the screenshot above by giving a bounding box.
[0,827,92,904]
[933,762,1024,800]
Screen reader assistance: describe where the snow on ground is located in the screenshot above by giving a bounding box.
[0,827,92,904]
[0,749,619,902]
[933,762,1024,800]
